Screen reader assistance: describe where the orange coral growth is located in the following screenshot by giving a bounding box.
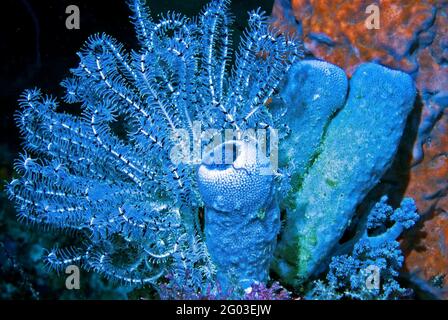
[273,0,438,75]
[403,109,448,290]
[406,110,448,215]
[404,212,448,292]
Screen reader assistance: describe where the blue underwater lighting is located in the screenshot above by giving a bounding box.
[7,0,420,299]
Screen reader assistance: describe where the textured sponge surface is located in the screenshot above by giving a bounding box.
[198,139,280,289]
[274,63,416,286]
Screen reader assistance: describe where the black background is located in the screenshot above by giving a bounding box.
[0,0,275,155]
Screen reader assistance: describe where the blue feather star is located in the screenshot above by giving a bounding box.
[7,0,301,292]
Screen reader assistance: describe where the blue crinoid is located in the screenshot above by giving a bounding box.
[7,0,301,293]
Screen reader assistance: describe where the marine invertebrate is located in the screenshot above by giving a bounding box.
[271,60,348,183]
[6,0,301,295]
[272,0,448,289]
[198,139,280,289]
[268,59,348,214]
[243,281,291,300]
[273,62,416,286]
[272,0,442,76]
[6,0,426,300]
[307,196,419,300]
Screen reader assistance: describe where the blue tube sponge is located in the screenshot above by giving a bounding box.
[271,60,348,180]
[197,139,280,289]
[273,63,416,286]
